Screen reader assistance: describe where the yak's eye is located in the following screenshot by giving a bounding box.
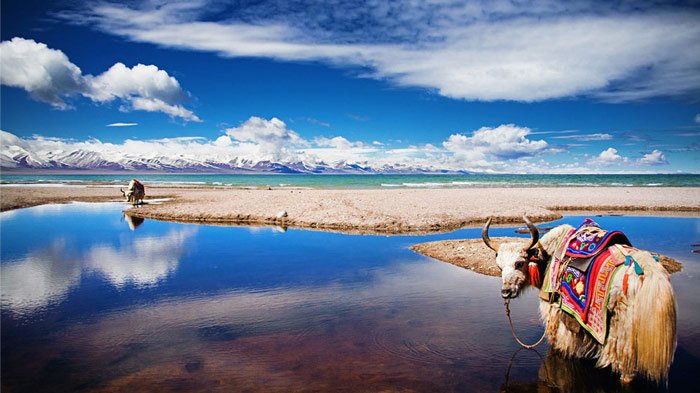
[514,261,525,270]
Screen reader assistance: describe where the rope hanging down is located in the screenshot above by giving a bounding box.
[504,245,571,350]
[504,299,547,349]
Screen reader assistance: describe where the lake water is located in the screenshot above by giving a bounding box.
[2,173,700,188]
[1,203,698,392]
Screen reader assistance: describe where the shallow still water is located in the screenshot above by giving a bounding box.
[1,203,698,393]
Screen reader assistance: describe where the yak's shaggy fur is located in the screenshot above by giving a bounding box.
[121,179,145,205]
[492,222,676,384]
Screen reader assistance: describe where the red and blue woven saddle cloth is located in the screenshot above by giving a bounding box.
[542,218,631,343]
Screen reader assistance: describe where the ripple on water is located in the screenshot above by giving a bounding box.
[197,325,242,342]
[370,326,480,365]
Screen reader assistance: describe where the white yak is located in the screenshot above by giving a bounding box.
[120,179,145,205]
[482,216,676,384]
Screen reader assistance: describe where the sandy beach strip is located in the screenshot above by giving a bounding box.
[0,185,182,212]
[3,185,697,234]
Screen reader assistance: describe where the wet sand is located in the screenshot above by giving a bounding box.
[1,185,698,234]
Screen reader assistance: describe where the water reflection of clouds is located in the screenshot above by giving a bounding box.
[86,228,196,287]
[245,225,288,234]
[27,201,126,215]
[1,238,81,314]
[56,260,506,350]
[1,228,197,314]
[41,260,520,392]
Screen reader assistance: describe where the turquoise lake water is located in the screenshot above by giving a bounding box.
[1,204,698,392]
[1,173,700,188]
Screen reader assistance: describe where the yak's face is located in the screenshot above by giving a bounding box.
[481,216,540,300]
[495,243,530,299]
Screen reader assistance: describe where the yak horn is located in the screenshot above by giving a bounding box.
[120,188,125,197]
[482,217,498,252]
[522,215,540,251]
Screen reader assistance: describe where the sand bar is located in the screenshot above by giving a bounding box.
[2,185,698,234]
[410,238,682,277]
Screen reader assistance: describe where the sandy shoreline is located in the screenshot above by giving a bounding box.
[2,185,698,234]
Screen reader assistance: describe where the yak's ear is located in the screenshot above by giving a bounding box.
[526,243,548,262]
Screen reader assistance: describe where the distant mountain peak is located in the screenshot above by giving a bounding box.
[0,141,464,174]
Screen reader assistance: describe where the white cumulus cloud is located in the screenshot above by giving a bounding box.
[639,149,668,166]
[86,63,183,102]
[213,135,232,147]
[0,37,84,109]
[588,147,628,165]
[313,136,365,149]
[443,124,549,162]
[226,116,304,147]
[0,37,199,121]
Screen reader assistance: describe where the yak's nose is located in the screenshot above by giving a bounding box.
[501,288,511,298]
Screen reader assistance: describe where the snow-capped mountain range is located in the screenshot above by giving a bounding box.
[1,138,457,174]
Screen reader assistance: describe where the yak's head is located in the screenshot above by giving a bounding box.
[482,216,542,299]
[120,188,133,201]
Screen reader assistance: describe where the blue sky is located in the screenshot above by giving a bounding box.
[1,0,699,173]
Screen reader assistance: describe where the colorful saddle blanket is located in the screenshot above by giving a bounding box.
[542,218,632,343]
